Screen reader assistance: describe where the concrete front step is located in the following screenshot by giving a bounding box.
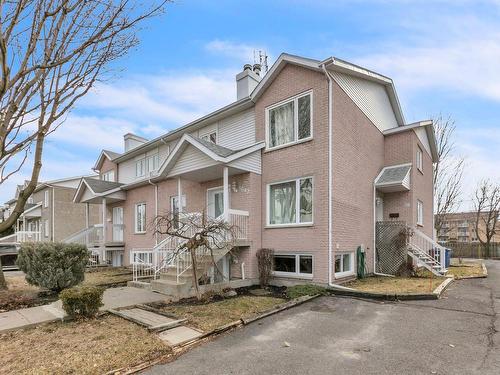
[151,279,192,296]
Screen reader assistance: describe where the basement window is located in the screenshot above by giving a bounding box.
[335,252,354,278]
[272,254,313,278]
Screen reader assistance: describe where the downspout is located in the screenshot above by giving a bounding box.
[51,187,55,241]
[321,64,334,287]
[148,179,158,245]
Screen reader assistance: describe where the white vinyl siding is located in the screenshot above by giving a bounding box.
[135,203,146,233]
[217,108,255,150]
[330,71,399,131]
[417,200,424,226]
[227,152,262,174]
[265,91,312,150]
[267,177,313,226]
[44,190,49,208]
[335,252,354,278]
[168,145,218,177]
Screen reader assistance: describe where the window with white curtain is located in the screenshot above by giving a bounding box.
[417,200,424,226]
[267,177,313,226]
[135,203,146,233]
[266,92,312,149]
[44,190,49,208]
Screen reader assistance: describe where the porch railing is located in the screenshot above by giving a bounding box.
[409,227,447,273]
[131,209,250,282]
[63,224,104,246]
[0,231,41,244]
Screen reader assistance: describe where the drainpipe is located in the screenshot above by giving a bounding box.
[148,179,158,245]
[321,64,334,287]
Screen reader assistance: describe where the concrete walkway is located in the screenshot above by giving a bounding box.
[0,286,167,332]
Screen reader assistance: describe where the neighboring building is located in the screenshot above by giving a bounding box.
[0,176,101,245]
[436,211,500,243]
[72,53,438,294]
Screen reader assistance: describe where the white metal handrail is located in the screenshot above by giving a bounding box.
[63,224,104,246]
[0,231,41,244]
[409,227,447,273]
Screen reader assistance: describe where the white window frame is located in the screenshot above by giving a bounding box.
[417,199,424,226]
[334,252,355,278]
[200,130,218,144]
[135,159,145,178]
[416,146,423,172]
[44,190,49,208]
[135,203,146,234]
[44,219,49,238]
[135,153,159,178]
[266,176,313,227]
[265,90,313,151]
[101,170,115,182]
[272,253,314,279]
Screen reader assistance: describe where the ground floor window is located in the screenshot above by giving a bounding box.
[273,254,313,278]
[335,252,354,278]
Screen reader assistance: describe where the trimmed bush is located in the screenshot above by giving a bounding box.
[256,248,274,287]
[286,284,328,299]
[59,285,104,319]
[16,242,89,292]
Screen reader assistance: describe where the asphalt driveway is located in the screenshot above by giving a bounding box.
[146,260,500,375]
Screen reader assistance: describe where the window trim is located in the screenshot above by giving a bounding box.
[334,252,355,278]
[417,199,424,226]
[44,219,49,238]
[134,203,146,234]
[272,253,314,279]
[200,129,218,144]
[101,170,115,182]
[43,190,49,208]
[265,90,313,151]
[416,146,423,173]
[266,176,314,227]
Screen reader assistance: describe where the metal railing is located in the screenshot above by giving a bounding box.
[228,209,249,240]
[0,231,41,244]
[63,224,104,246]
[131,249,155,280]
[409,227,447,273]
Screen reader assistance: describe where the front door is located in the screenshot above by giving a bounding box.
[112,207,124,242]
[207,188,224,219]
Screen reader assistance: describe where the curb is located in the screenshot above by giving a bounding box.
[450,263,488,280]
[328,277,453,301]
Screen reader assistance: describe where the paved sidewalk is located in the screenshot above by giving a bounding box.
[0,287,166,332]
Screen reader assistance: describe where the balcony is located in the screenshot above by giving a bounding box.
[0,231,42,245]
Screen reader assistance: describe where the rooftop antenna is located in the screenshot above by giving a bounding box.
[253,50,269,74]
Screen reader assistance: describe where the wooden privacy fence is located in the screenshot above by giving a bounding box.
[444,242,500,259]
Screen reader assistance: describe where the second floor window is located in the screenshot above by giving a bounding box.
[416,146,423,172]
[101,170,115,182]
[267,177,313,226]
[136,154,159,178]
[44,190,49,208]
[266,92,312,149]
[201,131,217,144]
[135,203,146,233]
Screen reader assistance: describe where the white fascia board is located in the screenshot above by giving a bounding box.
[73,178,95,203]
[22,203,42,215]
[224,142,265,162]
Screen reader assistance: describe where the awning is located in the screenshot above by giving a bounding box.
[375,163,411,193]
[73,177,126,204]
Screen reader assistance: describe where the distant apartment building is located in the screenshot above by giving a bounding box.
[436,211,500,243]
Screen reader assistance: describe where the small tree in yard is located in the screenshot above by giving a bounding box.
[154,212,236,300]
[17,242,89,292]
[256,248,274,288]
[473,180,500,258]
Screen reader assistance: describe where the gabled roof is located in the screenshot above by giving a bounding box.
[383,120,438,162]
[73,177,124,203]
[156,134,265,178]
[93,149,121,171]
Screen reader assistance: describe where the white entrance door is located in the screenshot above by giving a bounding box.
[207,188,224,219]
[112,207,124,242]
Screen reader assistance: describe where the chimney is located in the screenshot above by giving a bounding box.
[124,133,148,152]
[236,63,261,100]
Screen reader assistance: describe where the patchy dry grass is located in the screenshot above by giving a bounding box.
[0,315,170,375]
[446,262,484,279]
[0,268,132,312]
[155,296,285,332]
[346,276,445,294]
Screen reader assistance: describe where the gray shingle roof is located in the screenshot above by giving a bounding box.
[103,150,122,160]
[192,136,238,157]
[83,178,123,194]
[376,164,411,185]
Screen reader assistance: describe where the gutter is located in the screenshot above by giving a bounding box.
[321,64,334,287]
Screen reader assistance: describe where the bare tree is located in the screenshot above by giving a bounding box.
[0,257,6,289]
[154,212,236,299]
[473,180,500,257]
[0,0,168,234]
[433,114,465,235]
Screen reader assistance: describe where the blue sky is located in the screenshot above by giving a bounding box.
[3,0,500,208]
